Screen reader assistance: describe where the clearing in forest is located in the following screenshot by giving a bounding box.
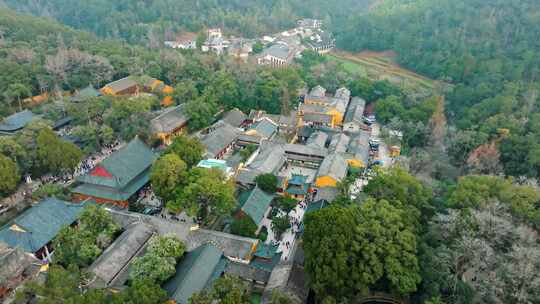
[328,50,446,94]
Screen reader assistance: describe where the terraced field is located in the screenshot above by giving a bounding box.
[328,50,448,95]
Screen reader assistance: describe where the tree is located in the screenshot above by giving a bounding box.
[270,290,298,304]
[79,204,120,244]
[173,80,199,104]
[184,93,218,131]
[53,205,119,267]
[0,153,20,196]
[252,41,264,54]
[111,279,168,304]
[271,214,291,240]
[129,235,186,284]
[165,135,205,168]
[303,206,358,300]
[15,265,168,304]
[276,197,297,214]
[5,83,31,111]
[255,173,278,193]
[171,168,236,220]
[129,253,176,284]
[146,235,186,261]
[32,183,70,201]
[53,227,102,268]
[15,264,84,303]
[304,200,421,299]
[0,136,30,174]
[150,154,188,202]
[352,199,421,295]
[363,167,433,227]
[231,216,258,238]
[240,144,258,162]
[189,276,249,304]
[35,128,83,175]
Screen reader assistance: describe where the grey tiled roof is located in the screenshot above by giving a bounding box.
[306,131,328,148]
[103,209,259,262]
[222,109,247,128]
[316,153,348,182]
[102,77,138,93]
[334,87,351,100]
[347,133,370,165]
[249,142,286,174]
[313,187,339,204]
[225,261,271,283]
[88,222,154,288]
[201,121,241,158]
[298,103,330,114]
[329,133,351,153]
[249,118,278,139]
[303,113,332,124]
[344,97,366,124]
[283,143,328,158]
[0,244,41,286]
[309,85,326,98]
[151,105,189,134]
[186,229,258,261]
[261,43,294,61]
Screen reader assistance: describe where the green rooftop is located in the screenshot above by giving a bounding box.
[74,138,157,201]
[163,244,223,304]
[239,187,274,225]
[0,110,36,134]
[0,198,87,253]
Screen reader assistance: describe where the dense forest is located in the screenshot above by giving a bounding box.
[337,0,540,179]
[1,1,540,304]
[1,0,373,44]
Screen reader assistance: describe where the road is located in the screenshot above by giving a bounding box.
[371,123,393,168]
[350,122,394,198]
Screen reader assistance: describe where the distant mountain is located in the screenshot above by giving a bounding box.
[2,0,374,45]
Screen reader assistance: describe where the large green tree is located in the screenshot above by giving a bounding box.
[129,253,177,284]
[15,265,167,304]
[303,206,358,301]
[150,154,188,203]
[165,135,205,168]
[304,200,421,300]
[189,276,249,304]
[170,168,236,220]
[129,235,186,284]
[53,226,102,268]
[352,199,421,295]
[363,167,434,227]
[53,205,119,267]
[230,216,258,238]
[5,83,31,111]
[146,235,186,261]
[0,153,20,196]
[35,128,83,175]
[255,173,278,193]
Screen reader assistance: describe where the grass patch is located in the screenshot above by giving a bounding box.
[250,293,262,304]
[328,54,367,76]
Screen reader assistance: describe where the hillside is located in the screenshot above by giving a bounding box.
[336,0,540,179]
[1,0,374,44]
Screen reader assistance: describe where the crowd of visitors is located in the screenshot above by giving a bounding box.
[40,141,124,186]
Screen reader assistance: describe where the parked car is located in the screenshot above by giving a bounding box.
[143,206,161,215]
